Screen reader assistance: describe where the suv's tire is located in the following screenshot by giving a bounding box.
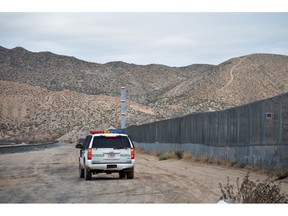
[79,164,84,178]
[127,168,134,179]
[84,166,92,180]
[119,171,125,179]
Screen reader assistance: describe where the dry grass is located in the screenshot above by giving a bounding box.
[219,172,288,203]
[182,152,221,165]
[135,147,147,154]
[158,151,184,161]
[159,151,175,161]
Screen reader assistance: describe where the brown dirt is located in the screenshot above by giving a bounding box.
[0,142,287,203]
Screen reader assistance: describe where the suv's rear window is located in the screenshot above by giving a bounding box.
[92,136,131,149]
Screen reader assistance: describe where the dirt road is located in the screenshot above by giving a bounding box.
[0,142,287,203]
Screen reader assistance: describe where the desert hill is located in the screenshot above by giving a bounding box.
[152,54,288,117]
[0,46,214,104]
[0,80,157,143]
[0,45,288,143]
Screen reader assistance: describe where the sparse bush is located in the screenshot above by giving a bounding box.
[135,147,146,154]
[175,151,184,159]
[219,173,288,203]
[182,152,195,161]
[158,151,184,161]
[151,151,161,157]
[159,151,174,161]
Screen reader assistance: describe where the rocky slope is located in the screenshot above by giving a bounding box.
[152,54,288,117]
[0,81,157,143]
[0,46,288,143]
[0,46,214,104]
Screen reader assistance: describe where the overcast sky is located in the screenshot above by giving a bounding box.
[0,12,288,67]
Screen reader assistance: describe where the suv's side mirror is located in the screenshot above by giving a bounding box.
[75,144,83,149]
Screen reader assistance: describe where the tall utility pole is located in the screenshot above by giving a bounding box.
[120,86,126,129]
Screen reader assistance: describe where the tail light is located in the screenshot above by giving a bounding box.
[88,148,92,160]
[130,148,135,159]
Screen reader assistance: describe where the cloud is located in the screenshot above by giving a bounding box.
[0,12,287,66]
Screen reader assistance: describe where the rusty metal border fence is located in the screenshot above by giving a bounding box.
[126,92,288,170]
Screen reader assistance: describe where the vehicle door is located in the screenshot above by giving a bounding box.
[80,135,92,166]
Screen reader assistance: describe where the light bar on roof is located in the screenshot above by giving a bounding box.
[90,129,125,134]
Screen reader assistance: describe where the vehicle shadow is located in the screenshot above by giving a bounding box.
[78,173,130,181]
[91,176,123,181]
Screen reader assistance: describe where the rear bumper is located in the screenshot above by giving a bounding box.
[85,160,135,172]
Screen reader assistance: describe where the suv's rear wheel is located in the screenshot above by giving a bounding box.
[79,164,84,178]
[127,168,134,179]
[84,166,92,180]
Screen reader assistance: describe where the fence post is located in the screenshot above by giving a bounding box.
[278,95,282,145]
[260,101,266,145]
[226,110,231,160]
[249,104,253,145]
[237,109,240,146]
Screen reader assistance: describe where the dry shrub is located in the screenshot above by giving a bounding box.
[159,151,175,161]
[219,173,288,203]
[157,151,184,161]
[174,151,184,159]
[202,156,220,165]
[182,152,197,161]
[151,151,161,157]
[135,147,147,154]
[226,160,237,167]
[182,153,220,165]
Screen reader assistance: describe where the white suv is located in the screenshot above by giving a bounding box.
[76,130,135,180]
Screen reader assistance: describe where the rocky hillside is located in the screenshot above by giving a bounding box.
[0,46,214,104]
[1,45,288,143]
[151,54,288,117]
[0,81,157,143]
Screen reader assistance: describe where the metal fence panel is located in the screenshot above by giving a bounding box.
[126,92,288,170]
